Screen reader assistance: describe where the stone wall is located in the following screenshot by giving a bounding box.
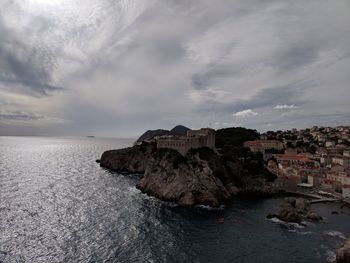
[157,128,215,155]
[157,138,191,156]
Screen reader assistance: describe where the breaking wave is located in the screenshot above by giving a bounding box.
[324,230,347,239]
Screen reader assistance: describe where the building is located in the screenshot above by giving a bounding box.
[332,156,350,168]
[243,140,284,152]
[317,134,327,142]
[325,141,335,148]
[156,128,215,156]
[187,128,215,148]
[343,186,350,199]
[308,174,321,187]
[343,170,350,198]
[274,151,315,167]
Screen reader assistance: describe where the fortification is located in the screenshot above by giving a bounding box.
[156,128,215,156]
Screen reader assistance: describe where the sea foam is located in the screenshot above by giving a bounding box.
[324,230,346,239]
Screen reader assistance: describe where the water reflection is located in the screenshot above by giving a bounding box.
[0,137,349,263]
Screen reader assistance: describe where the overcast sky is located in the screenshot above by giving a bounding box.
[1,0,349,137]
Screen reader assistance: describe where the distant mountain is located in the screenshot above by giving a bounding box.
[136,129,170,144]
[170,125,190,135]
[135,125,191,144]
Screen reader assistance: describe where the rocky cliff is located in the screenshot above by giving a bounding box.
[100,143,156,174]
[137,148,238,207]
[100,140,278,207]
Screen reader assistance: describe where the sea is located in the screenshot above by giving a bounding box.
[0,136,349,263]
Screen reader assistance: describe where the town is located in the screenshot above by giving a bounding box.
[244,125,350,200]
[154,125,350,201]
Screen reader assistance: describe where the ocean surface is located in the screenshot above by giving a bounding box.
[1,137,349,263]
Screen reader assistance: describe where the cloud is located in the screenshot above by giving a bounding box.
[232,109,258,118]
[0,110,69,125]
[274,104,298,110]
[0,110,43,121]
[0,14,63,97]
[0,0,350,136]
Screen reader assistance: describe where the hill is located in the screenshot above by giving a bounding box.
[170,125,190,135]
[135,125,190,144]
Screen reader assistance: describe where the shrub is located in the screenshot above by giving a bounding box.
[215,127,259,148]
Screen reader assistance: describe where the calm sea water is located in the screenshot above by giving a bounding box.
[1,137,349,263]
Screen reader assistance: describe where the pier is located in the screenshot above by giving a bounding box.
[285,191,342,204]
[309,198,340,204]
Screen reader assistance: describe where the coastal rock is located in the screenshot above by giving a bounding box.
[295,198,311,213]
[100,144,236,207]
[336,239,350,263]
[277,200,302,223]
[266,213,278,219]
[99,127,274,207]
[100,142,156,174]
[271,197,322,224]
[136,149,234,207]
[306,211,322,221]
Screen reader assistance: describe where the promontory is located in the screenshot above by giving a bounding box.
[99,126,277,207]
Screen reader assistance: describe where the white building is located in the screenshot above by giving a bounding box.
[325,141,335,148]
[342,176,350,199]
[332,156,350,168]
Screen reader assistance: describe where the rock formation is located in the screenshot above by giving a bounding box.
[267,197,322,223]
[136,148,237,207]
[336,239,350,263]
[277,197,303,223]
[100,140,278,207]
[100,143,156,174]
[306,211,322,221]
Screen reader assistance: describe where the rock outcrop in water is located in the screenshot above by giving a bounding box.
[101,143,237,206]
[100,127,279,207]
[337,239,350,263]
[267,197,322,223]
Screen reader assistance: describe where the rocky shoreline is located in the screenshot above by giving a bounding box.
[336,239,350,263]
[99,140,350,260]
[99,142,280,207]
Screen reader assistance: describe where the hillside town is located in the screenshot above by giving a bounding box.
[244,125,350,200]
[149,125,350,201]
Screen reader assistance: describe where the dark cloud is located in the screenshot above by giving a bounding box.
[193,78,316,115]
[270,44,320,72]
[191,63,243,90]
[240,80,315,109]
[0,16,62,97]
[0,0,349,136]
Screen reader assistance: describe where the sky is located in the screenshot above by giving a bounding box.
[0,0,349,137]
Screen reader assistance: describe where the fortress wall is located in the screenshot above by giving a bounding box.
[157,128,216,156]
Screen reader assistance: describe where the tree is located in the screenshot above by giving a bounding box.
[215,127,259,148]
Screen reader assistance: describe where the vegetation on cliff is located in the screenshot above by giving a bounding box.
[215,127,276,184]
[100,127,278,207]
[135,125,190,144]
[215,127,259,148]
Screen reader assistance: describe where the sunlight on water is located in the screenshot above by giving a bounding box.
[0,137,349,263]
